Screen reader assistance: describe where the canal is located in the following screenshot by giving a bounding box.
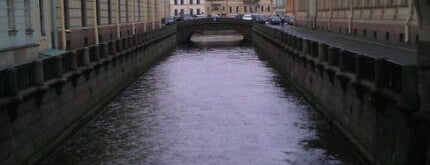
[45,44,359,165]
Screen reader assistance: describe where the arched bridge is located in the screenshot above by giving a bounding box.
[175,18,254,43]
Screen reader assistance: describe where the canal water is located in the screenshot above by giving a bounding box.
[45,44,359,165]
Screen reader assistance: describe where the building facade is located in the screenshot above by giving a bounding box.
[273,0,286,16]
[294,0,419,44]
[0,0,167,68]
[286,0,294,16]
[60,0,166,50]
[0,0,55,68]
[170,0,206,16]
[206,0,274,16]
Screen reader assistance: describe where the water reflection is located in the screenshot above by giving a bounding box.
[45,45,359,165]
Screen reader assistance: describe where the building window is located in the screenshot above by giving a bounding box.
[190,0,193,5]
[125,0,129,22]
[229,6,232,13]
[118,0,121,23]
[108,0,112,24]
[7,0,17,35]
[261,5,264,12]
[174,9,178,16]
[244,6,247,12]
[236,6,239,12]
[174,0,177,5]
[196,0,200,4]
[96,0,100,25]
[64,0,70,29]
[81,0,87,27]
[39,0,46,36]
[137,0,141,21]
[180,0,184,5]
[190,8,193,15]
[197,8,200,15]
[24,0,32,33]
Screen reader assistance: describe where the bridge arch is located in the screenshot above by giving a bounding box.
[175,18,254,43]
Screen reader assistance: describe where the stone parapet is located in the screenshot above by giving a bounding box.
[253,23,420,165]
[0,25,177,165]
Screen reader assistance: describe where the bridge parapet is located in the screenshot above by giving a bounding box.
[176,18,254,43]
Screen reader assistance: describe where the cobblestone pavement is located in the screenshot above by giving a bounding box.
[267,24,417,66]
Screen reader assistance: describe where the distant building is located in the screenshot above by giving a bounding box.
[206,0,274,16]
[273,0,286,16]
[286,0,294,17]
[294,0,419,44]
[170,0,206,16]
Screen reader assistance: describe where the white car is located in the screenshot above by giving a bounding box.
[242,14,253,21]
[211,14,221,18]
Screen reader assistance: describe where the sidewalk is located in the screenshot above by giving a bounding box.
[266,24,417,66]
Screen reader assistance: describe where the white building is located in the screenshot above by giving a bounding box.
[170,0,206,16]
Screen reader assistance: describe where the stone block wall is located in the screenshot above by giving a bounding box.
[0,25,177,165]
[252,23,419,165]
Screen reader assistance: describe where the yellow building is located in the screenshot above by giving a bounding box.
[294,0,419,44]
[206,0,274,16]
[58,0,167,50]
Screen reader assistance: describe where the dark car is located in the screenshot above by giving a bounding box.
[269,16,281,25]
[254,15,266,24]
[286,17,296,25]
[164,16,175,25]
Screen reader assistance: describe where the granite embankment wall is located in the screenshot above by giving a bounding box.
[0,26,176,165]
[252,24,419,165]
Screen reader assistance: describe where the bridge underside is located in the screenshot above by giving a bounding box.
[176,19,253,44]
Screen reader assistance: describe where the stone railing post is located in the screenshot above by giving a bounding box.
[311,41,319,57]
[116,39,122,53]
[83,47,91,66]
[94,45,101,61]
[339,50,349,72]
[374,58,387,87]
[33,60,44,85]
[355,55,364,80]
[302,39,309,55]
[328,46,340,66]
[297,37,303,52]
[70,51,78,70]
[103,43,109,57]
[402,66,419,103]
[6,68,18,96]
[54,56,63,78]
[318,43,328,62]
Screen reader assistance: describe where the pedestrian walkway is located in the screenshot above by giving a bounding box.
[267,25,417,66]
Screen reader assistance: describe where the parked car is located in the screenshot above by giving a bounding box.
[164,16,175,25]
[227,14,238,18]
[286,17,296,25]
[210,14,221,18]
[254,15,266,24]
[195,14,208,19]
[184,14,193,20]
[269,16,281,25]
[242,14,253,21]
